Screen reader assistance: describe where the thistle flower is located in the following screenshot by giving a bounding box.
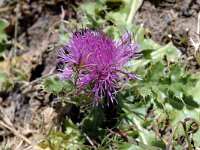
[58,29,140,105]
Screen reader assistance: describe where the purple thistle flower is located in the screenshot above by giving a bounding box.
[58,29,140,106]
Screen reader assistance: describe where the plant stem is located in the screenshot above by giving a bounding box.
[133,117,147,145]
[127,0,143,24]
[183,124,193,150]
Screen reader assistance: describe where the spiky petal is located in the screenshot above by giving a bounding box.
[58,29,140,105]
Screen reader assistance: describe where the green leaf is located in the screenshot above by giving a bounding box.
[0,73,12,91]
[116,142,143,150]
[151,43,181,62]
[168,83,184,99]
[80,1,105,29]
[43,77,71,95]
[167,95,185,110]
[140,39,160,50]
[81,1,104,17]
[41,119,85,150]
[146,62,164,82]
[168,64,182,83]
[137,83,152,97]
[0,19,9,32]
[152,84,167,102]
[184,95,200,109]
[135,24,146,43]
[0,43,9,58]
[0,19,9,42]
[106,0,142,24]
[187,79,200,105]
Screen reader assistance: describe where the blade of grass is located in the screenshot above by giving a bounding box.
[127,0,143,24]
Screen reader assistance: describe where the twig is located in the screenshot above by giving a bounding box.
[0,106,43,150]
[12,39,26,51]
[0,106,13,127]
[24,139,45,150]
[153,112,168,145]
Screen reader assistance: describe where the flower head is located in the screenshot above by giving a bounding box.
[58,29,140,105]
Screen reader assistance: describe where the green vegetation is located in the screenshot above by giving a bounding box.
[0,0,199,149]
[42,0,200,149]
[0,18,9,59]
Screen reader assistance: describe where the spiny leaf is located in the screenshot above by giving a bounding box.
[146,62,165,82]
[137,83,152,97]
[168,64,182,83]
[151,43,181,62]
[168,83,184,100]
[152,84,167,102]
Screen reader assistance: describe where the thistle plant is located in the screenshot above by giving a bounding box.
[57,29,140,106]
[190,12,200,65]
[42,1,200,149]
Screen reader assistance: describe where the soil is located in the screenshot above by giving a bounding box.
[0,0,199,149]
[135,0,200,71]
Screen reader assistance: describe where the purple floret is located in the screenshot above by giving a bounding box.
[58,29,140,106]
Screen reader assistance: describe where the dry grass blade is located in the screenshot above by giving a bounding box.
[15,140,23,150]
[153,112,168,145]
[0,120,31,145]
[0,106,44,150]
[24,139,45,150]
